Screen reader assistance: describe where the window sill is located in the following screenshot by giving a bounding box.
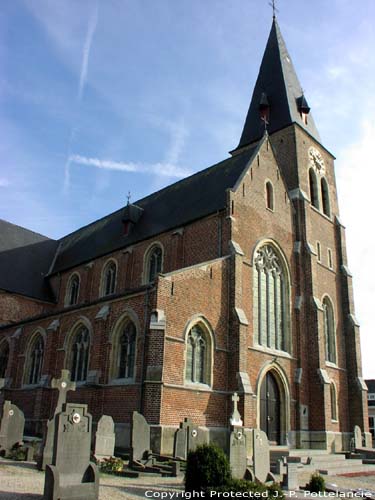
[249,344,293,359]
[184,381,212,392]
[310,205,333,223]
[331,419,339,424]
[107,378,136,386]
[326,361,338,369]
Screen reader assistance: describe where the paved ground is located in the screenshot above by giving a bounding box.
[1,458,375,499]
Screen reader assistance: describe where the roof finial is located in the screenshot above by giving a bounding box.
[126,191,131,205]
[268,0,279,19]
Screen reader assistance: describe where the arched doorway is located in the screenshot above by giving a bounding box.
[260,371,281,444]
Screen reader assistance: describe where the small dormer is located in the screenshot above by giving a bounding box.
[297,94,310,125]
[122,203,143,236]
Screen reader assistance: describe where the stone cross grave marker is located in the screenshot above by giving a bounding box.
[40,370,76,470]
[0,400,25,457]
[230,392,243,427]
[43,403,98,500]
[94,415,115,461]
[354,425,363,449]
[252,429,270,483]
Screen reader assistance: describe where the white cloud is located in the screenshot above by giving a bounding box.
[69,154,193,178]
[78,1,99,100]
[336,118,375,378]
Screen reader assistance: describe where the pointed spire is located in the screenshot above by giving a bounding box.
[233,18,320,152]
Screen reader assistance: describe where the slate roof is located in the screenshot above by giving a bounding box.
[0,220,58,301]
[235,18,320,150]
[0,145,259,302]
[51,145,259,274]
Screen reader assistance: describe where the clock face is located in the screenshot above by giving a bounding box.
[308,147,325,174]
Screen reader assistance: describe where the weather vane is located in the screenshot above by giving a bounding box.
[268,0,279,18]
[126,191,131,205]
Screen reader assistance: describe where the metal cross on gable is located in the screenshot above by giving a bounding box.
[51,369,76,415]
[268,0,279,18]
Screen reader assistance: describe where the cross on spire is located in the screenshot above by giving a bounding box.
[268,0,279,18]
[126,191,131,205]
[51,369,76,415]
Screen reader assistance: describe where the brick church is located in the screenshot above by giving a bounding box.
[0,18,370,453]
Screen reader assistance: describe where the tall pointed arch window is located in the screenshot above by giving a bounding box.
[309,168,319,209]
[266,181,274,210]
[323,297,336,363]
[330,382,338,421]
[145,244,163,283]
[321,178,330,217]
[117,321,136,379]
[185,324,210,385]
[27,335,44,385]
[66,273,80,306]
[254,244,289,352]
[101,260,117,297]
[0,341,10,379]
[70,326,90,382]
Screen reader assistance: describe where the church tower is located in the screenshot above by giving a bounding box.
[231,17,369,448]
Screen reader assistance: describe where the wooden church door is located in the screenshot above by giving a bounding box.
[260,371,281,444]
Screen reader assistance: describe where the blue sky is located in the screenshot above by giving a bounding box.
[1,0,375,376]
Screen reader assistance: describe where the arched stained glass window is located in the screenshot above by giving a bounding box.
[67,274,80,306]
[309,168,319,209]
[254,245,289,351]
[0,341,9,379]
[323,297,336,363]
[102,261,117,296]
[28,336,44,385]
[185,325,208,384]
[70,326,90,382]
[118,321,136,379]
[147,245,163,283]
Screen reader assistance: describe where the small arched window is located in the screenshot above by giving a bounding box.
[146,245,163,283]
[254,244,290,352]
[66,274,80,306]
[117,321,136,379]
[185,324,210,385]
[102,261,117,297]
[321,178,330,217]
[266,181,274,210]
[0,341,10,378]
[309,168,319,209]
[323,297,336,364]
[27,335,44,385]
[330,382,338,421]
[70,326,90,382]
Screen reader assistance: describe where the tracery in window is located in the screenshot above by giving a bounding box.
[185,324,210,385]
[309,168,319,209]
[117,321,136,379]
[102,261,117,297]
[323,297,336,363]
[254,245,289,351]
[0,341,9,379]
[146,245,163,283]
[66,274,80,306]
[27,335,44,385]
[70,326,90,382]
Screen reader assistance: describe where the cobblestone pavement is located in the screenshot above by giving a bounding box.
[1,459,375,499]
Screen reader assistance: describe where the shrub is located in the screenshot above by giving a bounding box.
[307,472,325,493]
[99,456,124,474]
[8,443,27,461]
[213,479,284,498]
[185,444,232,492]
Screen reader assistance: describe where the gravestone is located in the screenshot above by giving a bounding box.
[354,425,363,449]
[40,370,76,470]
[229,427,247,479]
[130,411,151,463]
[173,417,207,460]
[283,458,299,491]
[43,403,98,500]
[252,429,270,483]
[230,393,243,427]
[0,400,25,457]
[94,415,115,461]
